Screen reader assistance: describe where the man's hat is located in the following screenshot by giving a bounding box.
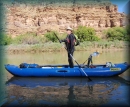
[66,26,73,31]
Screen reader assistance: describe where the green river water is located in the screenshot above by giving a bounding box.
[0,50,130,106]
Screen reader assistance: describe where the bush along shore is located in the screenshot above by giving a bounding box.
[0,26,130,53]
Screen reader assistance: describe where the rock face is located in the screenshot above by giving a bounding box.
[4,1,127,37]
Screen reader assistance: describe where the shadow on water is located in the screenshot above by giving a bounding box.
[2,76,130,107]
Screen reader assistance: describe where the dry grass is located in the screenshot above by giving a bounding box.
[2,40,129,54]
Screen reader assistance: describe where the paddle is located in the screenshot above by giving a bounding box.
[54,33,92,81]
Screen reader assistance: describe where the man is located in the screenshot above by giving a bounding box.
[60,27,76,68]
[87,51,99,68]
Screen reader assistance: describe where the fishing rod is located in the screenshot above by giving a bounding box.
[54,32,92,81]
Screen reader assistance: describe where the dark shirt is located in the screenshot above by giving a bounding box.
[62,33,76,53]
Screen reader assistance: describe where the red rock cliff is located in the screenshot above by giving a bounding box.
[5,1,127,37]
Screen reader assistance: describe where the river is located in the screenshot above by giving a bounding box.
[1,50,130,106]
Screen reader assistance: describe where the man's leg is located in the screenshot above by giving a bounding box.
[68,52,74,68]
[68,53,71,67]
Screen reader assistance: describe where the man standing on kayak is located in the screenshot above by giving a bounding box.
[60,27,76,68]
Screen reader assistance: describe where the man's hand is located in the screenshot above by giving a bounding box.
[59,40,63,43]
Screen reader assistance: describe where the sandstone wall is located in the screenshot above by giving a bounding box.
[4,1,127,38]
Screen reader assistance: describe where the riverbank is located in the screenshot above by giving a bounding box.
[2,41,129,54]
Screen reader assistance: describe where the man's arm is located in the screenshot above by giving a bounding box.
[60,39,66,42]
[60,36,67,43]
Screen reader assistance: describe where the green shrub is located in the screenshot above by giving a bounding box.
[125,25,130,41]
[104,27,129,41]
[0,35,12,45]
[45,31,58,42]
[126,25,130,35]
[74,26,100,42]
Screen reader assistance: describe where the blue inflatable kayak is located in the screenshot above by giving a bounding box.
[5,62,130,77]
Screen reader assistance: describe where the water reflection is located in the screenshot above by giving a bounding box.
[3,77,130,106]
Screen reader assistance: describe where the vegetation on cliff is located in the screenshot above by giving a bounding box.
[1,26,129,53]
[0,26,130,46]
[74,26,100,42]
[104,26,130,41]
